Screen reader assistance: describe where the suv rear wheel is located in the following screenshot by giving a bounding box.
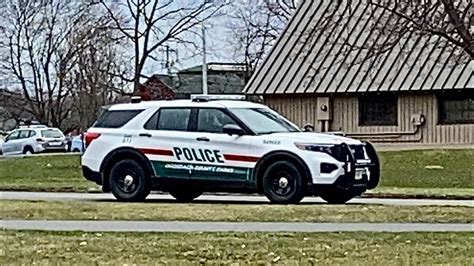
[262,161,305,204]
[109,159,150,201]
[23,146,34,155]
[318,187,354,204]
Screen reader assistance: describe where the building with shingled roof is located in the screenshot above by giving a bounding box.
[244,0,473,146]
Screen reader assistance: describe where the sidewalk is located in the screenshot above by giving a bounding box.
[2,220,473,232]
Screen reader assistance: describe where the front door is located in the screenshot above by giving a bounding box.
[2,130,21,155]
[188,108,255,182]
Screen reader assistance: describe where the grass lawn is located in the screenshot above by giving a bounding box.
[2,231,472,264]
[0,149,473,197]
[0,155,94,192]
[378,149,473,189]
[2,200,473,223]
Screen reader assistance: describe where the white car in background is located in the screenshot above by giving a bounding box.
[1,126,68,155]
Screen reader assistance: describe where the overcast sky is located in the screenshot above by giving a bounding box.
[139,2,240,76]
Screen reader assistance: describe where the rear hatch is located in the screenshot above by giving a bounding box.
[85,108,144,148]
[39,128,66,147]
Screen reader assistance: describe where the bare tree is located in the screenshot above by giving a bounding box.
[227,1,297,80]
[98,0,229,92]
[1,1,87,127]
[0,89,30,128]
[68,24,129,129]
[367,0,473,58]
[0,0,126,128]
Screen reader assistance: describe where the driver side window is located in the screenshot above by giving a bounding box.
[197,108,238,133]
[6,131,20,141]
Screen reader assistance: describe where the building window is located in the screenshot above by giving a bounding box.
[359,94,398,126]
[438,93,474,124]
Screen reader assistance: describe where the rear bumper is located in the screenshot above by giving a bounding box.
[82,165,102,185]
[43,144,67,151]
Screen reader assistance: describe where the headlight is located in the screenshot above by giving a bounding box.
[294,143,333,154]
[295,142,353,163]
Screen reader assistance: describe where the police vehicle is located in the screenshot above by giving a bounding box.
[81,96,380,204]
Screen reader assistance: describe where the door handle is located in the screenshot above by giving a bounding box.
[139,133,152,138]
[196,137,210,142]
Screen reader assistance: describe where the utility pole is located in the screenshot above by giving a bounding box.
[158,45,177,76]
[202,24,208,95]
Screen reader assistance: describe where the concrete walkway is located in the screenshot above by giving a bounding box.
[2,191,473,207]
[2,220,473,232]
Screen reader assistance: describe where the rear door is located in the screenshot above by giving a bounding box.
[188,108,255,182]
[137,107,196,179]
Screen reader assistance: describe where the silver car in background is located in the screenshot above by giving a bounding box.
[1,126,68,155]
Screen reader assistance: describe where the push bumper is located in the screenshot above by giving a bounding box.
[82,166,102,185]
[310,142,380,196]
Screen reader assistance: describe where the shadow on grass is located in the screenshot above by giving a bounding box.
[91,198,371,206]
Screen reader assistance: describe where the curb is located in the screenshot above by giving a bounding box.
[1,188,473,201]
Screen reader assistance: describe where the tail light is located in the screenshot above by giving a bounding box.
[36,138,45,143]
[84,132,101,147]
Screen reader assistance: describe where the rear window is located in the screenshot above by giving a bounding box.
[93,110,144,128]
[41,129,64,138]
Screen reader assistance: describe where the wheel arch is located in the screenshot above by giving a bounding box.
[253,150,312,193]
[23,145,34,153]
[100,147,154,192]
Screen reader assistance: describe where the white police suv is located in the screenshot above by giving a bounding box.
[82,97,380,204]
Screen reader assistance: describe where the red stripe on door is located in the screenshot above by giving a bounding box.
[224,154,260,163]
[139,148,174,156]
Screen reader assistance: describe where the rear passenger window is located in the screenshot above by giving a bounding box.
[94,110,143,128]
[156,108,191,131]
[19,130,30,139]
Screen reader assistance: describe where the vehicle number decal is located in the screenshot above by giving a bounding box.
[122,135,132,143]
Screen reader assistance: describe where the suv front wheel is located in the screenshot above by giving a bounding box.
[262,161,305,204]
[109,159,150,201]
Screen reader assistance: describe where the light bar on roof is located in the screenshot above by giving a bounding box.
[190,94,246,101]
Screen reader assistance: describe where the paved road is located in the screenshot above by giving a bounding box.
[1,191,473,206]
[2,220,472,232]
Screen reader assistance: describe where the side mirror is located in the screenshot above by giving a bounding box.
[223,124,244,136]
[303,124,315,132]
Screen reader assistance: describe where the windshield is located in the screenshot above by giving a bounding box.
[230,108,300,134]
[41,129,64,138]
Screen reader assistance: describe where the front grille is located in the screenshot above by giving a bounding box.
[350,145,366,160]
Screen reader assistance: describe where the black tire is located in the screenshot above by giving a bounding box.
[23,146,34,155]
[109,159,150,201]
[169,189,202,202]
[262,161,305,204]
[319,188,355,204]
[364,141,380,190]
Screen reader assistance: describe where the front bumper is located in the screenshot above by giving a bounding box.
[310,142,380,195]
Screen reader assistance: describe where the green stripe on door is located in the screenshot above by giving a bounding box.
[151,161,253,181]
